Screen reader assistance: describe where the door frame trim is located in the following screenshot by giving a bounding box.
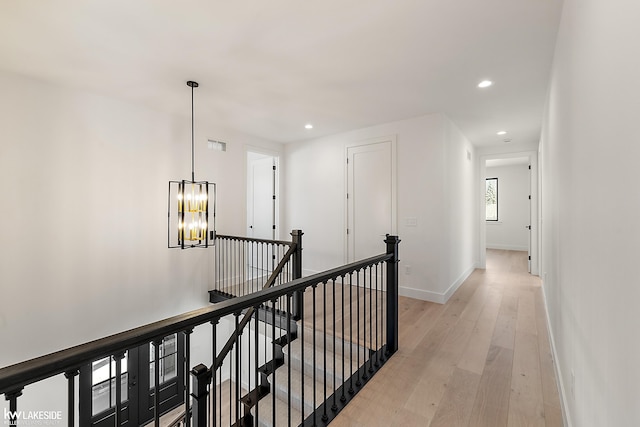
[344,135,398,263]
[478,150,538,275]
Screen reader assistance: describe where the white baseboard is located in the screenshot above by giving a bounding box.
[443,264,477,302]
[399,263,476,304]
[399,286,446,304]
[540,281,572,427]
[486,244,528,251]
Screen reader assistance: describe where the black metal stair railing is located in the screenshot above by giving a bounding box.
[0,235,399,427]
[211,230,303,302]
[194,234,400,427]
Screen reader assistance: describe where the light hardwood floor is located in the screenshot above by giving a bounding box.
[331,249,563,427]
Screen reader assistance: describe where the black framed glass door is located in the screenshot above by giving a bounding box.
[79,333,185,426]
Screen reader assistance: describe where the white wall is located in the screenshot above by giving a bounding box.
[485,164,529,251]
[283,113,477,303]
[443,118,478,299]
[539,1,640,425]
[0,70,281,416]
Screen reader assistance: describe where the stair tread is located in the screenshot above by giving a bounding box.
[284,335,368,371]
[254,390,303,427]
[270,352,374,419]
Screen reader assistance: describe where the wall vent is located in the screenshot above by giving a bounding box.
[207,139,227,152]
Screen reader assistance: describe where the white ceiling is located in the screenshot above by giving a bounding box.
[0,0,563,146]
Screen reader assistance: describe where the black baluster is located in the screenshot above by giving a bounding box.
[271,298,277,427]
[235,312,241,426]
[153,339,162,427]
[381,261,386,363]
[348,272,354,395]
[340,275,346,403]
[229,344,232,424]
[108,349,112,413]
[332,278,338,412]
[239,315,243,424]
[254,306,260,427]
[375,263,380,367]
[300,287,305,424]
[287,294,292,427]
[222,238,226,294]
[248,241,252,293]
[230,238,234,295]
[322,282,328,422]
[225,238,228,292]
[356,270,361,387]
[184,329,193,427]
[64,370,78,427]
[247,306,252,401]
[114,351,125,426]
[211,319,218,427]
[312,283,317,425]
[362,267,368,381]
[215,238,219,292]
[368,266,374,375]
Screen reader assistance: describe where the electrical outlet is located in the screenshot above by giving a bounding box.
[405,265,411,275]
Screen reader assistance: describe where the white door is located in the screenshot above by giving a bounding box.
[247,155,275,240]
[346,139,395,262]
[247,153,277,277]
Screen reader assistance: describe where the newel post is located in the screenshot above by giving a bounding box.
[291,229,304,320]
[385,235,400,355]
[190,364,211,427]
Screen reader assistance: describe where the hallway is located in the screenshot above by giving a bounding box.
[332,249,563,426]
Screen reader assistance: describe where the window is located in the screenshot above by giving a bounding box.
[90,354,128,416]
[486,178,498,221]
[149,333,178,387]
[80,333,185,426]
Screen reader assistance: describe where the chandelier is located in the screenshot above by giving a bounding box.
[168,81,216,249]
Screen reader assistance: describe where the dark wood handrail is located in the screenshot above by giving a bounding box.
[216,234,293,247]
[0,253,391,394]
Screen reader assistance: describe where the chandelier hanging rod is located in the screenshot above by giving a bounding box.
[187,80,198,181]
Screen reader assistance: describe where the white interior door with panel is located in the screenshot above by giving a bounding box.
[247,152,278,278]
[346,137,396,262]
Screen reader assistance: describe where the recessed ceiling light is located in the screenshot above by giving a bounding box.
[305,124,313,129]
[478,80,493,88]
[497,131,507,135]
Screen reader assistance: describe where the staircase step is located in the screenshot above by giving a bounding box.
[268,365,331,419]
[282,339,364,385]
[252,391,303,427]
[300,322,383,351]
